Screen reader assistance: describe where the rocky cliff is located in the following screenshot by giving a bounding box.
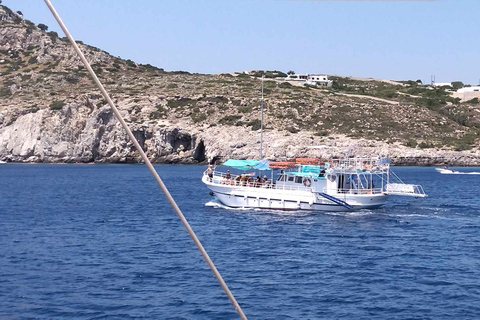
[1,4,480,165]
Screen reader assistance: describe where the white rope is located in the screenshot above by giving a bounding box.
[43,1,248,319]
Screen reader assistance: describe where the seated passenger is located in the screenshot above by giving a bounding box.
[263,175,269,187]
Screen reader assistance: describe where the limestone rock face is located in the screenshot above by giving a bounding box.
[0,102,204,163]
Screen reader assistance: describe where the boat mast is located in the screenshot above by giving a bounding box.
[260,75,264,160]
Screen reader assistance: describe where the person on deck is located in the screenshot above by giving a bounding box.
[263,175,269,187]
[256,175,262,187]
[204,165,213,181]
[225,170,232,185]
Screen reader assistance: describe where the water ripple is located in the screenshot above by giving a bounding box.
[1,165,480,319]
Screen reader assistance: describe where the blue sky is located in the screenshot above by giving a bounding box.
[4,0,480,84]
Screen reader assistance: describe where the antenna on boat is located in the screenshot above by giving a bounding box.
[43,1,248,319]
[259,75,264,160]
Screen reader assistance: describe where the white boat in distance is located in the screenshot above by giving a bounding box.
[203,157,427,212]
[436,167,460,174]
[436,167,480,175]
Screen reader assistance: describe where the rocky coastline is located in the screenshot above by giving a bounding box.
[1,4,480,167]
[1,98,480,166]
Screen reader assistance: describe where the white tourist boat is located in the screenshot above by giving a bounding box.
[202,157,427,212]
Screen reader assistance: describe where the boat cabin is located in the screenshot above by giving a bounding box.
[275,165,328,191]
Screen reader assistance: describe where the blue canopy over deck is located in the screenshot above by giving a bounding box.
[221,159,271,171]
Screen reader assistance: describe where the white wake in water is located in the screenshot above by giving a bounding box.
[205,199,254,211]
[439,172,480,175]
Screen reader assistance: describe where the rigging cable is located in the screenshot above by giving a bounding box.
[43,1,248,319]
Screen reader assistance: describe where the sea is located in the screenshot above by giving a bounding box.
[1,164,480,320]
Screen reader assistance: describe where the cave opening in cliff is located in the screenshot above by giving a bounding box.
[193,140,206,163]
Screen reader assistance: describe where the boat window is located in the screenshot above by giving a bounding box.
[295,177,303,184]
[288,176,294,182]
[277,175,285,182]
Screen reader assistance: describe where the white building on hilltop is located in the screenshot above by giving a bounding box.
[452,86,480,102]
[433,82,453,87]
[285,74,333,87]
[457,86,480,93]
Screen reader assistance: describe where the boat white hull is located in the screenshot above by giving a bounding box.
[203,176,388,212]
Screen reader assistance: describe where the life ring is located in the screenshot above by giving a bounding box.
[303,177,312,187]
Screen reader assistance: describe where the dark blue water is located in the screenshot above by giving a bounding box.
[1,164,480,319]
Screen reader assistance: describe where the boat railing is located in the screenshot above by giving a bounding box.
[334,187,385,195]
[329,157,390,172]
[205,171,313,192]
[386,183,427,197]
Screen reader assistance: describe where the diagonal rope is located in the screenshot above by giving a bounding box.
[43,1,248,319]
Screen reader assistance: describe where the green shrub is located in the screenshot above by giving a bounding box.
[49,100,65,110]
[37,23,48,31]
[191,112,207,123]
[169,70,191,75]
[126,59,136,68]
[202,96,228,103]
[404,139,416,147]
[47,31,58,41]
[0,87,11,97]
[238,105,253,113]
[219,115,242,125]
[65,75,80,84]
[24,19,35,27]
[247,119,262,130]
[451,81,464,90]
[464,97,479,104]
[250,70,287,78]
[167,98,195,108]
[418,141,433,149]
[314,130,328,136]
[286,126,299,133]
[279,82,292,88]
[236,73,250,78]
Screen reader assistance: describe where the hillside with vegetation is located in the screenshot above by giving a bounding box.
[1,4,480,165]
